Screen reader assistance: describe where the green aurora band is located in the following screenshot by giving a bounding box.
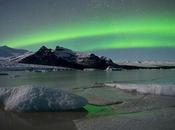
[2,14,175,51]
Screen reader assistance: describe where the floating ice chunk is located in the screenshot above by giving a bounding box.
[0,86,88,112]
[105,83,175,96]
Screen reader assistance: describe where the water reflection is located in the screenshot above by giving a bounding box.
[0,70,175,88]
[0,109,87,130]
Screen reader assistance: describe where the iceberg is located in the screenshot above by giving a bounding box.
[0,86,88,112]
[105,83,175,96]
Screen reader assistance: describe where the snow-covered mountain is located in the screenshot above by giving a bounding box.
[1,46,174,70]
[20,46,118,70]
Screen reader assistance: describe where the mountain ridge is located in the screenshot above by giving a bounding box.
[19,46,118,70]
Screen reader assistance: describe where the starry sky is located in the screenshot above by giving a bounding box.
[0,0,175,61]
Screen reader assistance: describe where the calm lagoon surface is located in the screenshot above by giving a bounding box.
[0,69,175,88]
[0,69,175,130]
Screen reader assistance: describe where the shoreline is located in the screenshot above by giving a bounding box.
[0,68,175,130]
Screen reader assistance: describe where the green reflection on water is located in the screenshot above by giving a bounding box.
[84,104,112,113]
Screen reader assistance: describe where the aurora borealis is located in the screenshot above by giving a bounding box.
[0,0,175,55]
[1,14,175,51]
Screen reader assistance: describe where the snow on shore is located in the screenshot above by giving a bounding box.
[105,83,175,96]
[0,86,88,112]
[115,61,175,67]
[0,63,73,71]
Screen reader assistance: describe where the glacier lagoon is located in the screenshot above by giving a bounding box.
[0,69,175,88]
[0,69,175,130]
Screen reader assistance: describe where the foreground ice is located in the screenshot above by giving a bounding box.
[74,86,175,130]
[105,83,175,96]
[75,107,175,130]
[0,86,88,112]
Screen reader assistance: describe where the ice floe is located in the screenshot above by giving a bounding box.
[0,86,88,112]
[105,83,175,96]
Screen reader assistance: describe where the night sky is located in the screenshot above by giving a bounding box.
[0,0,175,61]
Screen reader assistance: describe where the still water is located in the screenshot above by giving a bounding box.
[0,69,175,89]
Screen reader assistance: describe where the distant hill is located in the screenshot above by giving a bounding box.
[0,46,29,57]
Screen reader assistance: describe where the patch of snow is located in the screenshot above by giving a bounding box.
[83,68,99,71]
[0,86,88,112]
[76,52,91,63]
[115,61,175,67]
[0,63,73,71]
[9,52,33,62]
[76,52,91,58]
[54,48,77,62]
[106,66,122,71]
